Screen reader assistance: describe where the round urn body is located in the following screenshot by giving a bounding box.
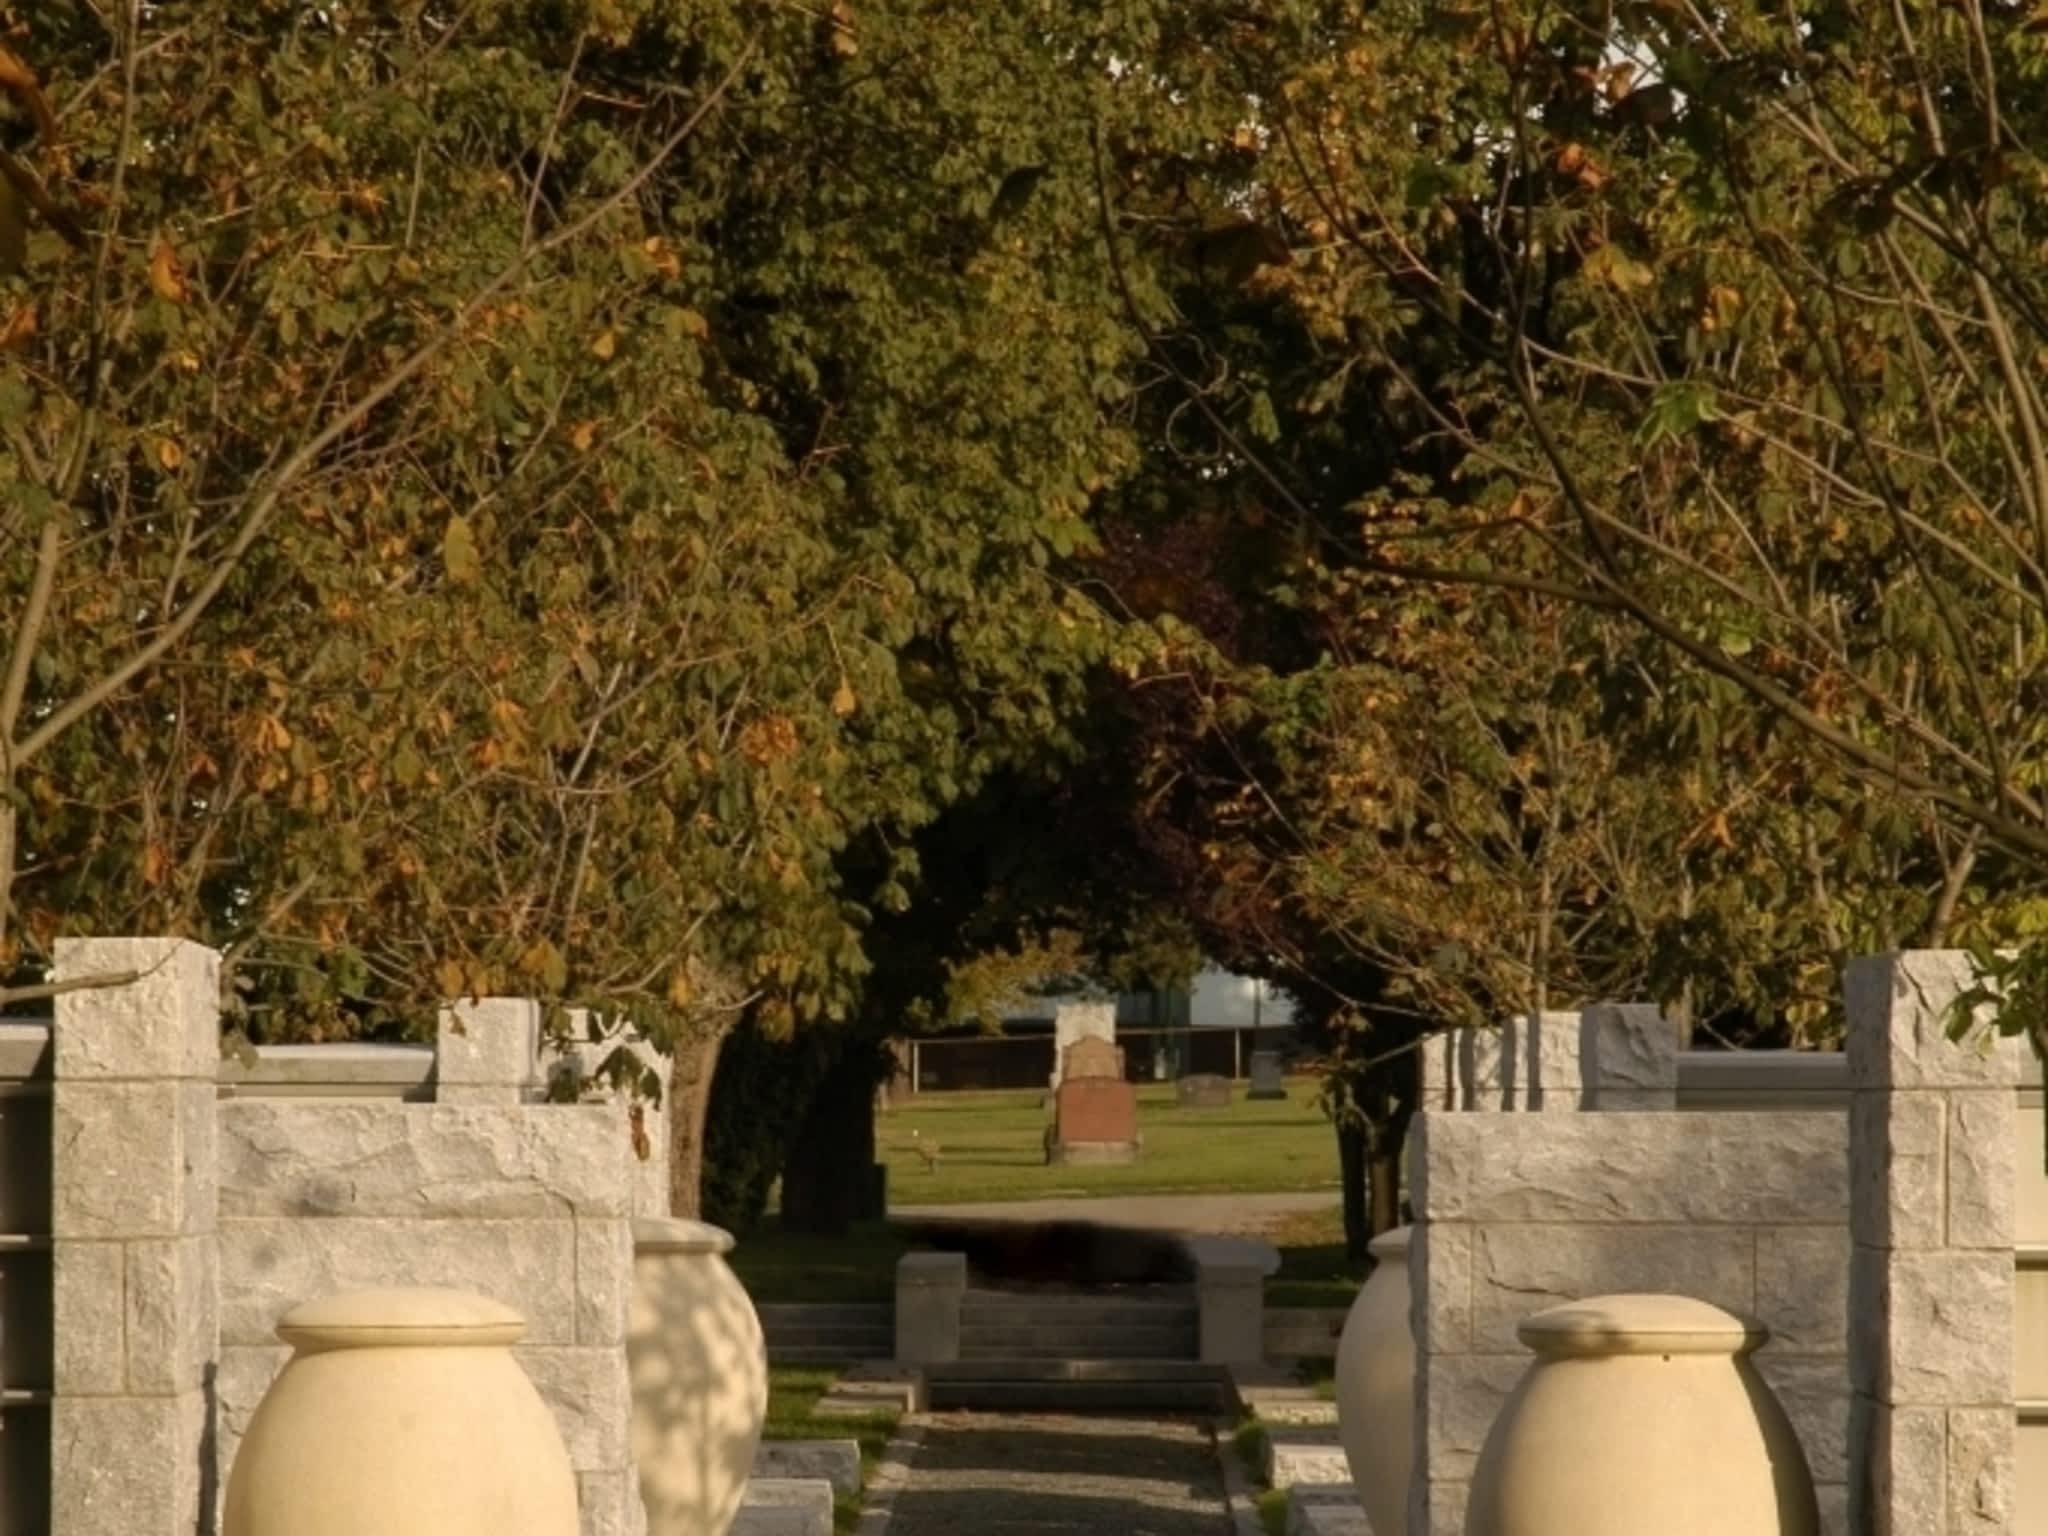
[1333,1225,1414,1536]
[1464,1294,1819,1536]
[628,1217,770,1536]
[223,1287,578,1536]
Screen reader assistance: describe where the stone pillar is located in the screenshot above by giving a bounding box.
[49,938,221,1536]
[1509,1011,1584,1111]
[1197,1255,1265,1366]
[1845,951,2017,1536]
[894,1253,965,1364]
[1582,1003,1681,1111]
[435,997,540,1104]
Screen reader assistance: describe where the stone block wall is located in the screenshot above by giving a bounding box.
[1846,951,2020,1536]
[1407,1111,1851,1536]
[42,939,672,1536]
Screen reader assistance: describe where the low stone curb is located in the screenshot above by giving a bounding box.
[1209,1419,1270,1536]
[734,1478,834,1536]
[755,1439,862,1494]
[1287,1484,1371,1536]
[1260,1426,1351,1489]
[853,1417,925,1536]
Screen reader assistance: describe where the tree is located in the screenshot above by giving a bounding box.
[0,1,1158,1211]
[1132,0,2048,1044]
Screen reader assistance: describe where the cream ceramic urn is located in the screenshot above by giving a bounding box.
[1464,1293,1819,1536]
[222,1286,578,1536]
[1333,1224,1414,1536]
[629,1216,769,1536]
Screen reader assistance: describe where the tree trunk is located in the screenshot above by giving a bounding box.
[667,1020,733,1219]
[780,1039,882,1235]
[1337,1117,1369,1265]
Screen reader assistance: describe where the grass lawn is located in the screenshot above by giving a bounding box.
[1265,1204,1361,1310]
[730,1221,915,1303]
[877,1076,1338,1204]
[763,1365,901,1536]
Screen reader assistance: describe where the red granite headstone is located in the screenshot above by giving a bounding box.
[1054,1075,1139,1145]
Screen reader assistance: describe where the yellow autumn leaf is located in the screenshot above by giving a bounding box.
[591,329,618,360]
[829,1,859,55]
[569,419,599,453]
[667,968,695,1008]
[157,438,185,470]
[0,302,36,350]
[149,239,188,303]
[831,677,858,717]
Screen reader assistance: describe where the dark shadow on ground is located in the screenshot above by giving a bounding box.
[893,1218,1197,1288]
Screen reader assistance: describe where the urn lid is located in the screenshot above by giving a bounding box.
[1367,1225,1412,1260]
[1517,1293,1769,1358]
[277,1286,528,1352]
[633,1216,736,1256]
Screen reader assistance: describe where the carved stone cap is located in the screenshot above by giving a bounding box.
[278,1286,526,1352]
[1367,1225,1412,1261]
[1517,1293,1768,1359]
[633,1216,736,1256]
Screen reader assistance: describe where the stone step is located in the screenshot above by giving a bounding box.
[761,1343,872,1368]
[1287,1485,1371,1536]
[925,1358,1235,1414]
[1261,1427,1352,1489]
[754,1439,861,1495]
[926,1377,1235,1414]
[959,1325,1196,1350]
[759,1324,895,1345]
[933,1368,1220,1392]
[960,1300,1197,1324]
[813,1365,923,1417]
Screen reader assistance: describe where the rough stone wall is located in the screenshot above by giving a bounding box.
[1408,1110,1852,1536]
[213,1099,643,1536]
[1415,1003,1682,1114]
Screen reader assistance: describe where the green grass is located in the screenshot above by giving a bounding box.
[1265,1204,1362,1309]
[877,1076,1338,1204]
[729,1221,916,1303]
[1231,1420,1289,1536]
[763,1366,901,1536]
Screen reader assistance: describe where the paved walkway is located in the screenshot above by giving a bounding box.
[879,1413,1234,1536]
[891,1189,1339,1236]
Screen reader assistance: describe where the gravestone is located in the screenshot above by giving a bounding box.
[1247,1049,1287,1100]
[1044,1076,1141,1165]
[1177,1072,1232,1109]
[1048,999,1117,1091]
[1062,1034,1125,1083]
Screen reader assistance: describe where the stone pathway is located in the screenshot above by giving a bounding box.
[878,1413,1234,1536]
